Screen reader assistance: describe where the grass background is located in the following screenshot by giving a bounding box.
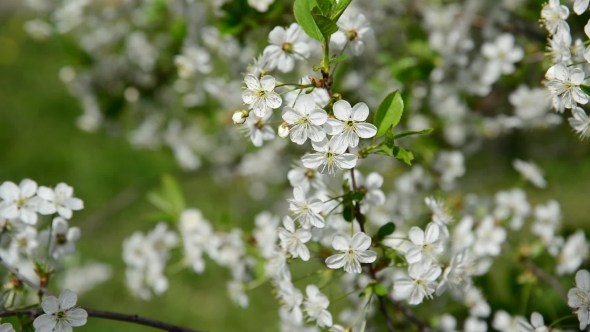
[1,3,590,331]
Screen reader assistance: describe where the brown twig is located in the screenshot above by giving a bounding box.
[0,307,201,332]
[389,296,432,332]
[0,259,200,332]
[527,261,568,303]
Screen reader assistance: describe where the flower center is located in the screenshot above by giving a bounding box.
[345,29,358,41]
[16,197,28,208]
[56,310,67,319]
[56,233,67,245]
[282,42,294,53]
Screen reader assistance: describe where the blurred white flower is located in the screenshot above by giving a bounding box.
[0,179,44,225]
[405,223,443,268]
[288,187,324,229]
[568,269,590,329]
[568,107,590,139]
[331,13,373,56]
[393,263,441,305]
[513,160,547,189]
[303,285,333,327]
[278,216,312,261]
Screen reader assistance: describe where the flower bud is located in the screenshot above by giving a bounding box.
[278,122,290,138]
[232,110,249,124]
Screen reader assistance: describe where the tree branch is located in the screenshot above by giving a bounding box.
[0,307,201,332]
[388,296,432,332]
[0,258,200,332]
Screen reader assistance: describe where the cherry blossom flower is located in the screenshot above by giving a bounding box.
[540,0,570,36]
[325,100,377,150]
[473,216,506,257]
[0,323,14,332]
[325,232,377,274]
[0,179,44,225]
[393,263,442,305]
[517,312,549,332]
[512,160,547,189]
[263,23,310,73]
[33,289,88,332]
[545,63,588,110]
[303,285,333,327]
[301,137,358,175]
[282,94,328,145]
[39,217,81,259]
[241,74,282,117]
[568,107,590,139]
[568,269,590,329]
[37,182,84,219]
[492,310,525,332]
[278,216,312,261]
[244,111,275,147]
[288,187,324,229]
[574,0,590,15]
[481,33,524,82]
[248,0,274,12]
[405,223,444,268]
[331,13,374,56]
[287,164,324,193]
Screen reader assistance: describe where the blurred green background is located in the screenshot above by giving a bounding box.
[2,2,590,332]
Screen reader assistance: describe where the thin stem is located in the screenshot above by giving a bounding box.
[549,315,577,328]
[0,308,201,332]
[527,261,568,303]
[0,258,52,296]
[388,295,432,332]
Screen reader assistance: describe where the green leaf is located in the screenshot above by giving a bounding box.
[316,0,332,15]
[342,205,354,222]
[310,11,339,40]
[377,222,396,238]
[332,54,348,63]
[375,128,395,156]
[374,283,389,296]
[393,146,414,165]
[147,174,186,217]
[331,0,352,22]
[374,90,404,137]
[393,128,433,140]
[294,0,323,41]
[351,191,364,202]
[581,85,590,96]
[161,174,186,212]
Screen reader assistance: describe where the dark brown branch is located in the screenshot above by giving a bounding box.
[388,296,432,332]
[0,258,200,332]
[0,307,201,332]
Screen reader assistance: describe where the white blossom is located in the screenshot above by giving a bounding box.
[325,100,377,150]
[282,94,327,145]
[331,13,373,56]
[263,23,310,73]
[545,63,588,110]
[568,107,590,139]
[0,323,14,332]
[393,263,441,305]
[513,160,547,189]
[278,216,312,261]
[301,137,358,175]
[288,187,324,229]
[405,223,444,268]
[33,289,88,332]
[303,285,333,327]
[517,312,549,332]
[242,74,282,117]
[37,183,84,219]
[575,0,590,15]
[473,216,506,257]
[540,0,570,36]
[325,232,377,274]
[568,269,590,329]
[493,310,525,332]
[0,179,44,225]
